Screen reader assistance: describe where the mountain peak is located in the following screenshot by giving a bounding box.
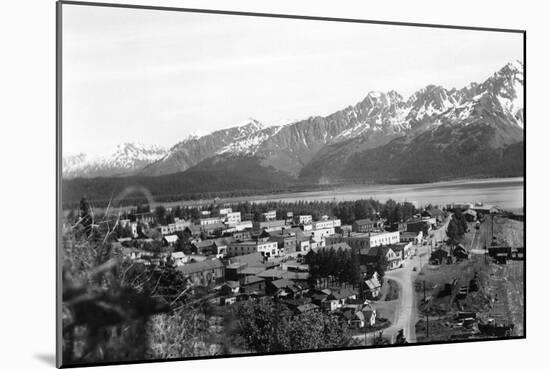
[360,90,404,109]
[500,60,523,75]
[240,117,264,130]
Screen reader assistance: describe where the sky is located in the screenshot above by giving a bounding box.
[62,4,524,157]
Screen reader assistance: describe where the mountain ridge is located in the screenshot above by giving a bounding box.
[62,61,524,181]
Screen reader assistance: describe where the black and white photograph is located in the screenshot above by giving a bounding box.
[57,1,525,367]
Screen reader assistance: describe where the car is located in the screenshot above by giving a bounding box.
[412,267,417,272]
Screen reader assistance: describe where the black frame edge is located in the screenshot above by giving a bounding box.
[56,0,63,367]
[58,0,525,34]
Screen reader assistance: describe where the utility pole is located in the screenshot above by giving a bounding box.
[422,280,429,339]
[423,280,426,301]
[426,313,429,338]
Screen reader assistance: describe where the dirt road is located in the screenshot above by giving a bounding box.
[355,217,451,345]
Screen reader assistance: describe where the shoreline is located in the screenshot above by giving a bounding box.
[63,176,524,214]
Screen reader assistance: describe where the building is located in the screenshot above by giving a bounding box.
[287,227,312,253]
[314,288,358,312]
[293,303,320,315]
[269,231,298,255]
[225,212,241,225]
[406,221,430,235]
[362,305,377,327]
[389,242,413,260]
[176,259,225,286]
[472,203,501,214]
[184,225,202,237]
[230,230,252,241]
[226,240,279,257]
[192,239,216,255]
[338,224,353,234]
[313,242,351,253]
[388,221,407,232]
[295,214,312,225]
[451,203,473,210]
[422,208,446,222]
[234,221,253,231]
[341,304,376,328]
[362,246,402,269]
[262,210,277,221]
[313,218,340,230]
[170,251,188,266]
[220,280,240,295]
[326,231,399,251]
[219,208,233,216]
[400,231,423,245]
[352,219,385,233]
[200,223,225,237]
[266,279,295,296]
[162,234,179,246]
[463,209,477,222]
[310,227,335,247]
[240,275,266,295]
[281,261,309,273]
[254,219,287,232]
[160,219,191,235]
[363,277,381,299]
[199,217,223,226]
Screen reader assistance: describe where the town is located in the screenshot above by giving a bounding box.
[61,196,524,360]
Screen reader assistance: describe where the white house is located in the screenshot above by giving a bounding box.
[296,215,313,225]
[313,218,341,230]
[310,227,335,247]
[262,210,277,221]
[225,212,241,225]
[226,241,278,257]
[199,217,223,226]
[163,234,179,246]
[170,251,188,266]
[400,231,423,245]
[219,208,233,216]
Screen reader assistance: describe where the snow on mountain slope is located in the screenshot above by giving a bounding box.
[63,143,168,178]
[64,61,524,179]
[139,118,270,176]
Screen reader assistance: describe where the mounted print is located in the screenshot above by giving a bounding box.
[57,1,525,367]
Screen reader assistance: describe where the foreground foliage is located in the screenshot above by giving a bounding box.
[236,298,356,353]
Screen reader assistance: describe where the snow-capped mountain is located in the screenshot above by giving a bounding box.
[300,61,524,183]
[63,61,524,181]
[63,143,168,178]
[139,118,272,176]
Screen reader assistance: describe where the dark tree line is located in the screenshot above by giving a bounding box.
[115,198,417,227]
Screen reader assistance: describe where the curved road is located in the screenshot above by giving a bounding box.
[356,216,450,345]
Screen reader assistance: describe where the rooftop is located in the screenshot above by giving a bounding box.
[313,242,351,252]
[271,279,295,289]
[241,275,264,285]
[353,219,377,225]
[229,252,264,267]
[176,259,224,275]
